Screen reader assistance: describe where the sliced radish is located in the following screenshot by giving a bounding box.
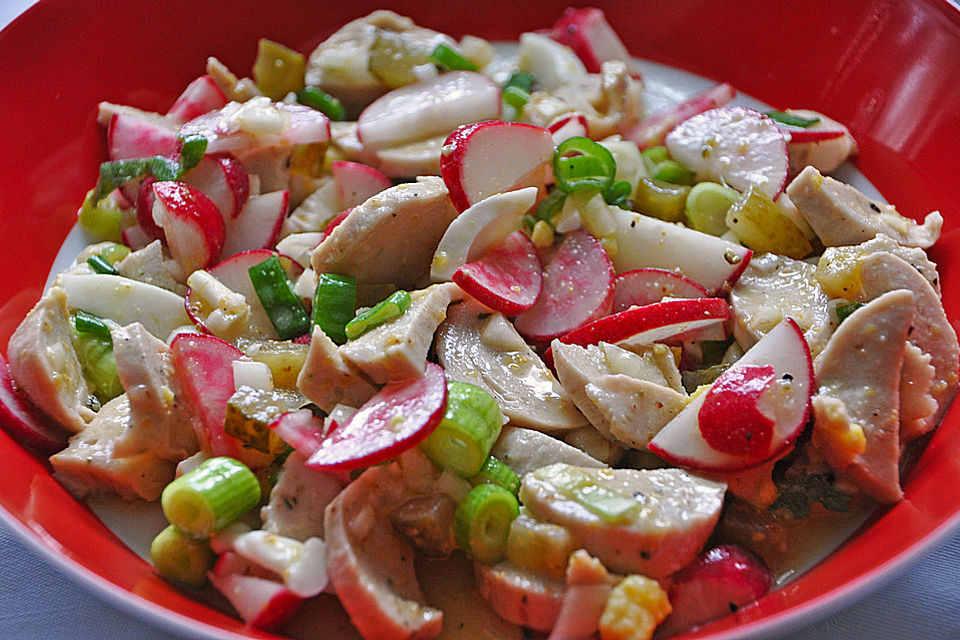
[548,113,589,145]
[543,7,634,74]
[699,365,776,458]
[781,128,847,143]
[357,71,501,150]
[135,176,163,239]
[212,550,280,581]
[431,187,538,282]
[269,409,326,458]
[659,545,772,637]
[207,571,303,631]
[609,207,752,294]
[330,161,392,209]
[548,297,729,363]
[514,229,615,344]
[321,208,351,241]
[107,111,179,160]
[169,332,244,458]
[233,531,328,598]
[613,268,710,312]
[453,230,542,315]
[121,223,154,250]
[0,353,69,454]
[648,318,813,472]
[221,190,289,258]
[151,181,225,273]
[167,74,229,122]
[623,83,736,150]
[440,121,554,211]
[306,362,448,472]
[181,152,250,221]
[180,99,330,154]
[665,106,789,200]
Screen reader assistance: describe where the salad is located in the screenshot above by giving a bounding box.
[2,6,957,639]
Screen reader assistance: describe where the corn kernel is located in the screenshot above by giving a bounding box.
[531,220,554,248]
[599,575,672,640]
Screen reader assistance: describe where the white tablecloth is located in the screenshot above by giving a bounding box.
[2,1,959,637]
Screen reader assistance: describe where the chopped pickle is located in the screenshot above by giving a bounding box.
[237,339,310,389]
[725,187,813,259]
[633,177,690,222]
[253,38,306,100]
[505,510,576,580]
[78,188,125,242]
[815,245,866,299]
[368,29,438,88]
[224,386,305,455]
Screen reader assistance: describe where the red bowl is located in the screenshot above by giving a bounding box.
[1,1,960,638]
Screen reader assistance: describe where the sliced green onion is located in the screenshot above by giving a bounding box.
[428,43,477,72]
[421,381,504,477]
[521,214,537,232]
[98,242,131,265]
[765,110,820,128]
[504,71,536,93]
[640,145,670,173]
[248,256,311,340]
[78,189,124,241]
[150,524,214,587]
[502,85,531,111]
[71,311,123,402]
[633,177,691,222]
[652,159,695,185]
[95,134,207,199]
[74,310,113,340]
[836,301,864,325]
[178,133,209,172]
[534,189,567,223]
[161,456,261,539]
[470,456,520,495]
[553,136,616,195]
[603,180,632,208]
[87,254,118,275]
[297,86,346,121]
[454,483,519,564]
[344,289,411,340]
[312,273,357,345]
[685,182,739,236]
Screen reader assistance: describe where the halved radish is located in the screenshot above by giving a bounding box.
[648,318,813,472]
[453,230,542,315]
[107,112,179,160]
[623,83,735,150]
[549,297,729,357]
[514,229,615,344]
[151,181,225,273]
[221,190,289,258]
[608,207,752,294]
[269,409,326,458]
[698,365,776,458]
[169,332,244,459]
[543,7,634,74]
[135,176,163,240]
[659,545,772,637]
[181,152,250,221]
[207,571,303,631]
[0,353,69,454]
[613,268,710,312]
[665,106,789,200]
[357,71,501,150]
[548,113,589,145]
[440,121,554,211]
[431,187,538,281]
[331,161,392,209]
[180,99,330,154]
[167,74,228,122]
[306,363,448,471]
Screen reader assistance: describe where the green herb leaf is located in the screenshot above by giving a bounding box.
[502,85,531,111]
[769,473,853,519]
[835,301,865,325]
[504,71,536,93]
[765,110,821,128]
[178,133,209,171]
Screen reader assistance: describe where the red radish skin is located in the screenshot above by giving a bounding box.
[167,75,228,122]
[151,181,226,272]
[221,190,289,258]
[357,71,501,150]
[514,230,615,344]
[169,332,244,459]
[648,318,813,472]
[544,7,635,75]
[321,208,352,241]
[440,121,555,211]
[269,409,326,459]
[0,354,69,454]
[548,113,589,145]
[207,571,303,631]
[330,161,392,209]
[780,128,847,143]
[659,545,772,637]
[181,152,250,221]
[624,83,736,149]
[613,268,710,312]
[665,106,789,200]
[135,176,163,239]
[699,365,776,458]
[453,230,543,315]
[213,551,283,582]
[107,112,179,160]
[306,363,448,472]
